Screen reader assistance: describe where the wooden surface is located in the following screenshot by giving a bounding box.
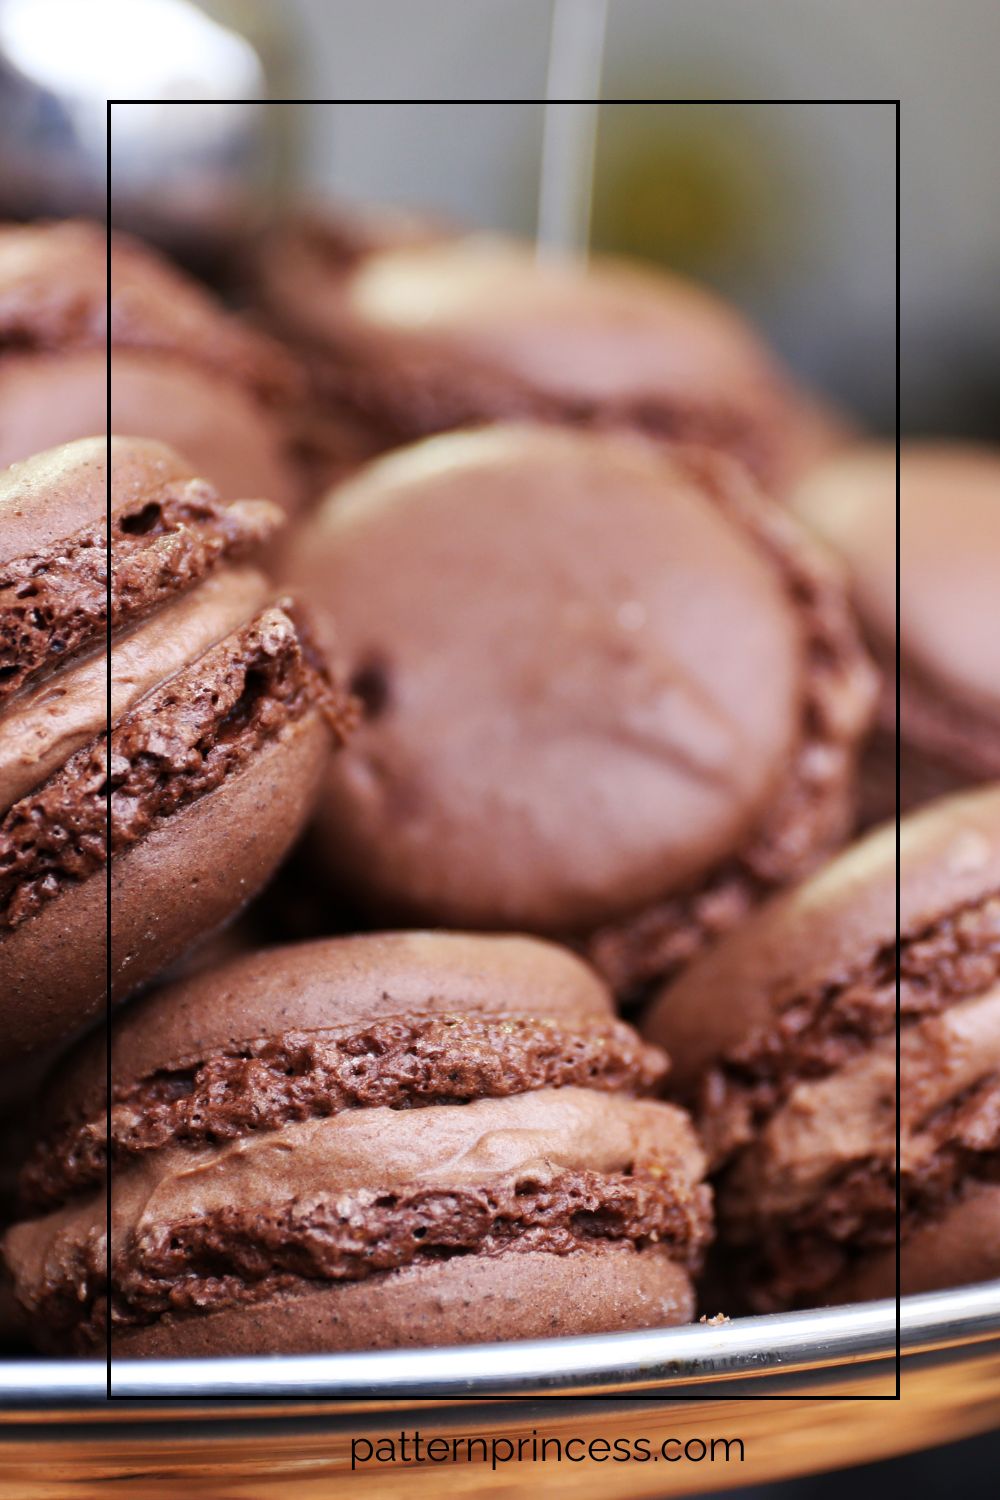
[1,1354,998,1498]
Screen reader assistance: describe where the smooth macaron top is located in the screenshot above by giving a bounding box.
[791,442,1000,723]
[9,934,711,1352]
[267,230,786,412]
[287,424,874,942]
[644,783,1000,1306]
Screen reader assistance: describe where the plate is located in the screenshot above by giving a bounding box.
[1,1283,998,1496]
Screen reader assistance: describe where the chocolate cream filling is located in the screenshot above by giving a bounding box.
[0,567,271,814]
[696,891,1000,1166]
[585,451,877,1000]
[724,1100,1000,1312]
[21,1013,669,1211]
[0,483,280,705]
[10,1090,710,1348]
[35,1167,709,1350]
[0,603,352,932]
[746,1074,1000,1310]
[709,929,1000,1308]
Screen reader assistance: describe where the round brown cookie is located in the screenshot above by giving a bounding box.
[643,783,1000,1309]
[0,436,354,1056]
[790,442,1000,826]
[251,209,848,495]
[286,425,876,1001]
[0,220,304,512]
[5,932,712,1355]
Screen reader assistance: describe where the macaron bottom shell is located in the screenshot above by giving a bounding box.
[0,700,331,1056]
[831,1181,1000,1303]
[112,1245,696,1358]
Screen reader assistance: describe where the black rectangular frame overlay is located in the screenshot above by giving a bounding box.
[105,95,902,1404]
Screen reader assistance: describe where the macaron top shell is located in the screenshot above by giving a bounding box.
[0,433,114,562]
[254,213,845,492]
[46,931,620,1123]
[289,425,808,932]
[318,235,788,414]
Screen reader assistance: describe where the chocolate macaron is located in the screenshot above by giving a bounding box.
[252,211,846,494]
[0,220,303,511]
[6,933,712,1355]
[643,783,1000,1309]
[286,425,876,1000]
[791,442,1000,824]
[0,436,354,1056]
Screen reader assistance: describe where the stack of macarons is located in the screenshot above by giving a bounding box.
[643,782,1000,1308]
[1,198,997,1362]
[8,934,711,1355]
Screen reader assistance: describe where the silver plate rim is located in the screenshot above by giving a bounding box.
[1,1280,998,1408]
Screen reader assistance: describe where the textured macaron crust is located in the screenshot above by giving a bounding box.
[643,784,1000,1309]
[252,214,846,494]
[0,437,353,1055]
[0,220,303,511]
[791,442,1000,822]
[286,425,876,998]
[6,933,712,1354]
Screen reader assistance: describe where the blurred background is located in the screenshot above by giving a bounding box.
[276,0,997,441]
[2,0,998,442]
[0,0,997,1493]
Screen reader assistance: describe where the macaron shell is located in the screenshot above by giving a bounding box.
[0,434,198,566]
[292,426,804,932]
[343,238,787,413]
[51,931,616,1121]
[792,442,1000,717]
[0,350,301,512]
[111,1245,696,1356]
[0,708,329,1057]
[645,784,1000,1092]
